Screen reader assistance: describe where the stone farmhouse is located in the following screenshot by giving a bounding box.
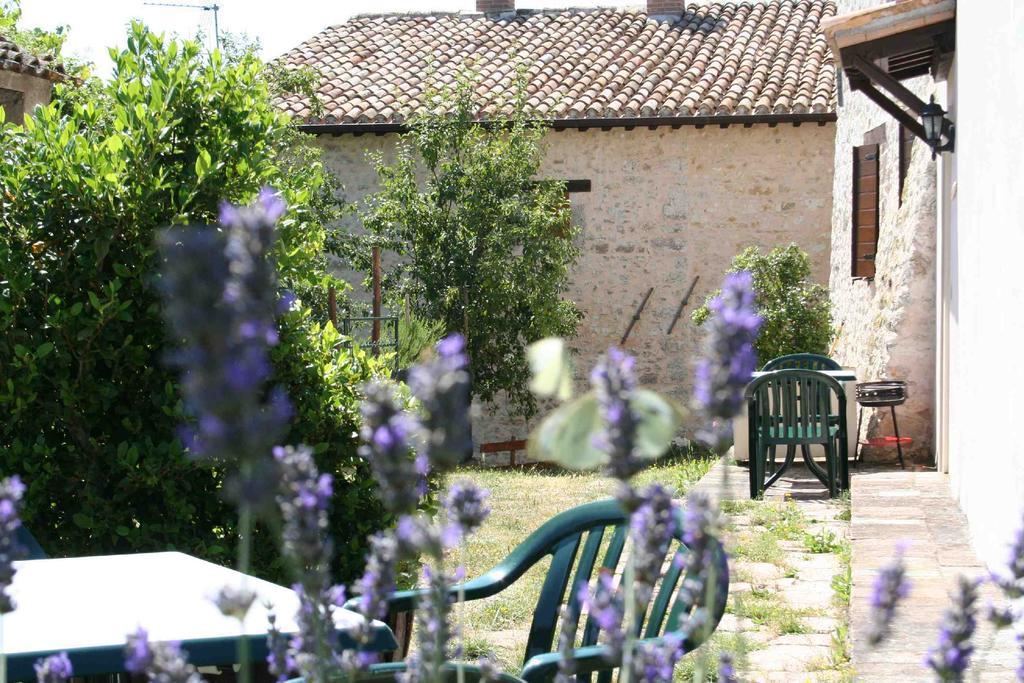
[0,35,65,125]
[277,0,841,451]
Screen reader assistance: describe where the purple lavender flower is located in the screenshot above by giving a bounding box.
[0,474,27,614]
[407,334,473,469]
[992,515,1024,599]
[394,514,450,559]
[124,627,155,673]
[693,271,762,447]
[359,381,426,515]
[673,491,724,626]
[867,543,911,646]
[477,652,501,682]
[717,651,739,682]
[590,348,644,486]
[554,600,581,683]
[157,190,291,510]
[630,484,678,604]
[290,583,339,683]
[275,445,333,581]
[986,514,1024,678]
[212,584,256,621]
[679,491,722,564]
[631,633,684,683]
[34,652,73,683]
[403,563,453,683]
[266,611,296,683]
[445,480,491,539]
[124,627,202,683]
[925,575,979,681]
[274,445,340,681]
[578,572,625,661]
[352,532,398,623]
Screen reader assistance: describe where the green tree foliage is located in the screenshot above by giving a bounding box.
[359,76,581,418]
[0,24,387,583]
[692,245,834,364]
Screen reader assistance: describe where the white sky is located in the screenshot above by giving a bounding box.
[20,0,614,76]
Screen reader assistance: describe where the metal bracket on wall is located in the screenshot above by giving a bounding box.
[620,287,654,345]
[666,275,700,335]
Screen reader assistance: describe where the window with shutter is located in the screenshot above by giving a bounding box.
[852,144,880,279]
[556,179,590,237]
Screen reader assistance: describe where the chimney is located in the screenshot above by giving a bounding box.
[647,0,684,16]
[476,0,515,14]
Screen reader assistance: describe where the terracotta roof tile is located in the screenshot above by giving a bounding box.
[0,35,67,81]
[276,2,837,125]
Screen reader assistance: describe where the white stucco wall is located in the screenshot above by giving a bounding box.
[317,123,836,450]
[943,0,1024,568]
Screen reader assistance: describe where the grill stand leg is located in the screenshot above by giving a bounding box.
[890,405,906,469]
[855,406,864,467]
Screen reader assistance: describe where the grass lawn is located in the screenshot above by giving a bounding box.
[441,447,717,672]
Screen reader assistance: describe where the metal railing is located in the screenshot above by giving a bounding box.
[335,315,399,357]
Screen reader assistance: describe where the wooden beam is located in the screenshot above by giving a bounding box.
[856,81,928,144]
[852,54,927,115]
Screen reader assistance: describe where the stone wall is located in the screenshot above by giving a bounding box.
[316,123,836,451]
[0,70,53,124]
[827,3,938,463]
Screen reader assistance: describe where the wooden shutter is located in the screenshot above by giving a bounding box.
[852,144,880,279]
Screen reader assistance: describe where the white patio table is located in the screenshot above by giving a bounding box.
[2,551,397,680]
[731,369,858,462]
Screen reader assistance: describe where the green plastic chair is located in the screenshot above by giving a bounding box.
[341,498,730,683]
[761,353,842,372]
[762,353,844,432]
[745,369,849,498]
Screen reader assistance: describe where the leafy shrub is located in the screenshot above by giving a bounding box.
[692,244,833,364]
[0,24,386,583]
[393,304,445,370]
[358,75,581,419]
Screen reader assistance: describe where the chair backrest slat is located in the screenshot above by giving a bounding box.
[746,369,843,444]
[568,526,606,613]
[510,499,728,674]
[524,533,583,661]
[580,523,627,648]
[762,353,841,372]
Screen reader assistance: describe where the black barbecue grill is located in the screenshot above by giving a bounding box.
[855,380,910,468]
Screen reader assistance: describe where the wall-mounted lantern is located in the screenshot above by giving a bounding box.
[920,96,955,159]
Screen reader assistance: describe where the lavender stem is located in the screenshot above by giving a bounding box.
[237,502,253,683]
[620,552,637,683]
[2,613,7,683]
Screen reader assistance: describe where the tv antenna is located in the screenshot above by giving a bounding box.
[143,2,221,49]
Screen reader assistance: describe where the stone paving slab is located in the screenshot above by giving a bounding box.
[850,467,1018,681]
[692,459,852,680]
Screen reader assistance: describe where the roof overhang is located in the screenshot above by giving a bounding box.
[821,0,955,84]
[296,112,837,136]
[820,0,955,150]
